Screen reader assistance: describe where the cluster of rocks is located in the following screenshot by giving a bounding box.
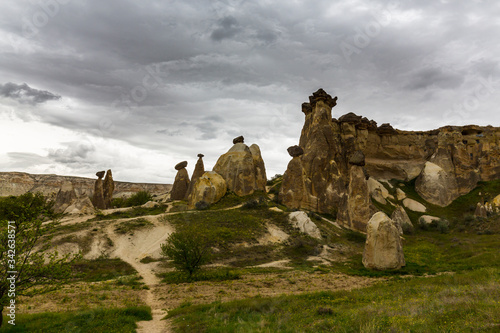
[170,136,267,208]
[53,181,94,215]
[92,170,115,209]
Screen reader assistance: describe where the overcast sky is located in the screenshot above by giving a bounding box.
[1,0,499,183]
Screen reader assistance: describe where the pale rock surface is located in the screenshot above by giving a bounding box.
[493,194,500,208]
[54,181,78,214]
[64,196,94,215]
[418,215,440,227]
[187,171,227,208]
[362,212,405,270]
[185,154,205,199]
[346,166,376,231]
[474,203,488,218]
[415,161,459,207]
[288,211,322,239]
[402,198,427,212]
[390,205,413,234]
[367,177,394,205]
[396,188,406,201]
[103,169,114,209]
[141,201,159,208]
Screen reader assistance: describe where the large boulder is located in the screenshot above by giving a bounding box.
[54,181,78,214]
[345,166,376,231]
[402,198,426,212]
[187,171,227,209]
[171,163,190,200]
[103,169,114,209]
[363,212,405,270]
[213,141,266,196]
[92,171,106,210]
[185,154,205,199]
[391,205,413,234]
[415,161,459,207]
[288,211,322,239]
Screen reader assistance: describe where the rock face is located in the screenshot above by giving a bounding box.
[171,162,190,200]
[185,154,205,199]
[103,169,114,209]
[288,211,322,239]
[362,212,405,270]
[415,162,458,207]
[213,141,267,196]
[64,196,94,215]
[92,171,106,210]
[391,205,413,234]
[187,171,227,208]
[54,181,78,214]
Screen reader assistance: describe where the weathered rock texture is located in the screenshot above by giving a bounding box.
[279,89,500,228]
[185,154,205,199]
[54,181,78,214]
[213,142,267,196]
[103,169,114,209]
[0,172,171,198]
[171,163,190,200]
[391,205,413,235]
[362,212,405,270]
[92,171,106,210]
[187,171,227,209]
[288,211,322,239]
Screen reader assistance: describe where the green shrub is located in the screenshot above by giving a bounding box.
[126,191,153,207]
[437,219,450,234]
[195,200,210,210]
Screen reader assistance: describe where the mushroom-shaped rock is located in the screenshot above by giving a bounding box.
[287,145,304,157]
[233,136,244,144]
[187,171,227,209]
[171,163,190,200]
[185,154,206,199]
[175,161,188,170]
[54,181,78,214]
[288,211,322,239]
[213,142,267,196]
[92,171,106,209]
[96,171,105,179]
[362,212,405,270]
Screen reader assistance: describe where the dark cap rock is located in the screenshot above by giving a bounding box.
[233,136,244,144]
[377,123,397,135]
[175,161,188,170]
[287,145,304,157]
[349,150,366,166]
[197,153,204,158]
[308,89,338,108]
[96,171,105,178]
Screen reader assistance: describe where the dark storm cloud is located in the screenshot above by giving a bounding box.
[211,16,242,41]
[47,142,96,165]
[0,82,60,104]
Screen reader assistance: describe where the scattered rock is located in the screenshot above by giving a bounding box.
[103,169,114,209]
[418,215,440,227]
[187,171,227,208]
[391,205,413,234]
[288,211,322,239]
[362,212,405,270]
[92,171,106,210]
[416,161,459,207]
[233,136,244,144]
[54,181,78,214]
[402,198,426,212]
[396,188,406,201]
[287,145,304,157]
[474,202,488,218]
[141,201,159,208]
[367,178,394,205]
[64,196,94,215]
[171,163,190,200]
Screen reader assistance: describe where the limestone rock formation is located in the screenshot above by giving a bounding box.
[171,162,190,200]
[415,161,459,207]
[391,205,413,234]
[402,198,426,212]
[185,154,205,199]
[362,212,405,270]
[367,178,394,205]
[396,188,406,201]
[418,215,440,227]
[92,171,106,210]
[54,181,78,214]
[288,211,322,239]
[344,165,376,231]
[187,171,227,209]
[474,203,488,218]
[213,140,267,196]
[64,196,94,215]
[103,169,114,209]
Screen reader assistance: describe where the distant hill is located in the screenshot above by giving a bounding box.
[0,172,172,198]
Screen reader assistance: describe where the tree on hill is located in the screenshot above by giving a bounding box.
[0,192,79,327]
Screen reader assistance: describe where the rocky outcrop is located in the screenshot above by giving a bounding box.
[0,172,171,198]
[187,171,227,209]
[367,178,394,205]
[391,205,413,234]
[343,165,376,231]
[415,162,458,207]
[362,212,405,270]
[185,154,205,199]
[54,181,78,214]
[64,196,94,215]
[171,162,190,200]
[92,171,106,210]
[213,139,267,196]
[288,211,322,239]
[103,169,114,209]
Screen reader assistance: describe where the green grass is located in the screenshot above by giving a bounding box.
[159,268,241,284]
[0,306,152,332]
[71,258,137,282]
[88,206,165,221]
[166,268,500,332]
[114,218,153,234]
[208,191,268,210]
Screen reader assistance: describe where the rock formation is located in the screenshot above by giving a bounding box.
[187,171,227,208]
[390,205,413,235]
[185,154,205,199]
[287,145,304,157]
[64,196,94,215]
[213,137,267,196]
[92,171,106,210]
[362,212,405,270]
[54,181,78,214]
[288,211,322,239]
[103,169,114,209]
[171,161,190,200]
[474,203,488,218]
[415,162,458,207]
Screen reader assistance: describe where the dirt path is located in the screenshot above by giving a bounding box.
[104,218,173,333]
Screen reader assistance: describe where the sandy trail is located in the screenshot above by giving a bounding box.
[104,217,174,333]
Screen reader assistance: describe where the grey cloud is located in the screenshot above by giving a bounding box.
[0,82,60,104]
[404,67,464,90]
[211,16,242,41]
[47,142,96,164]
[6,152,50,167]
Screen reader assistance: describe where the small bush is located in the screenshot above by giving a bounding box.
[195,200,210,210]
[242,196,267,209]
[437,219,450,234]
[126,191,153,207]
